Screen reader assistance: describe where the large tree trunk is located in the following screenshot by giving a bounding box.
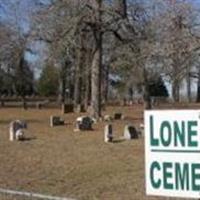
[83,48,92,111]
[22,96,27,110]
[60,77,66,114]
[143,67,152,110]
[186,71,191,103]
[91,37,102,118]
[74,35,85,112]
[172,80,180,102]
[74,59,82,112]
[90,0,103,119]
[58,62,68,114]
[143,84,152,110]
[104,64,110,103]
[84,72,91,111]
[84,58,91,111]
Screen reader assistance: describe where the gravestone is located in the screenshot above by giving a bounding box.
[36,102,42,109]
[123,125,138,140]
[62,104,74,114]
[101,103,106,111]
[9,120,27,141]
[1,100,4,107]
[128,100,134,106]
[114,113,122,120]
[104,124,113,142]
[138,123,144,137]
[120,98,126,106]
[75,116,93,131]
[50,116,65,127]
[104,115,112,122]
[15,129,24,140]
[121,115,125,120]
[74,104,85,113]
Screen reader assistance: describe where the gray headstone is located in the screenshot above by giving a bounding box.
[139,123,144,137]
[104,115,112,122]
[36,102,42,109]
[114,113,122,120]
[61,104,74,114]
[9,120,27,141]
[16,129,24,140]
[74,104,85,113]
[124,125,138,140]
[75,116,93,131]
[50,116,64,127]
[104,124,113,142]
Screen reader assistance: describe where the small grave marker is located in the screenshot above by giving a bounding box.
[74,116,93,131]
[114,113,122,120]
[123,125,138,140]
[50,116,64,127]
[104,124,113,142]
[104,115,112,122]
[9,120,27,141]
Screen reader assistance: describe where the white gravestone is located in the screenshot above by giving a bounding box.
[75,116,94,131]
[104,115,113,122]
[15,129,24,140]
[50,116,64,127]
[123,125,138,140]
[9,120,27,141]
[104,124,113,142]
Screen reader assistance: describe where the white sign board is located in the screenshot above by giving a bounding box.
[145,110,200,199]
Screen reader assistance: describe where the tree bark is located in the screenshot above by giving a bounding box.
[172,80,180,102]
[143,68,152,110]
[74,57,82,112]
[186,72,191,103]
[74,31,86,112]
[84,65,91,111]
[91,37,102,118]
[143,84,152,110]
[84,73,91,110]
[22,96,27,110]
[90,0,103,119]
[60,78,66,114]
[104,64,109,103]
[83,47,92,111]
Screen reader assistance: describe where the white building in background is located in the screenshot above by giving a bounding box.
[108,70,199,102]
[165,76,198,102]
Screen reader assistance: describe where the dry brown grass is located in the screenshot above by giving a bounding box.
[0,105,189,200]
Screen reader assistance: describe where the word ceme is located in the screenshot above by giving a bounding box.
[150,161,200,191]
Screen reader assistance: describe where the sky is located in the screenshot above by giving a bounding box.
[0,0,53,33]
[1,0,200,81]
[0,0,53,77]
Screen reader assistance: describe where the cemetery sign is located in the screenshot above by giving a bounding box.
[145,110,200,198]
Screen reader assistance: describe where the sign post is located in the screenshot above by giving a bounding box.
[145,110,200,199]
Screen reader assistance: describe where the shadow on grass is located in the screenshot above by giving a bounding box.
[0,120,13,124]
[19,137,37,142]
[0,119,43,125]
[112,138,126,143]
[24,119,44,124]
[124,116,143,121]
[64,122,72,126]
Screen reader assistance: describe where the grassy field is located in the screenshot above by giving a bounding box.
[0,105,190,200]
